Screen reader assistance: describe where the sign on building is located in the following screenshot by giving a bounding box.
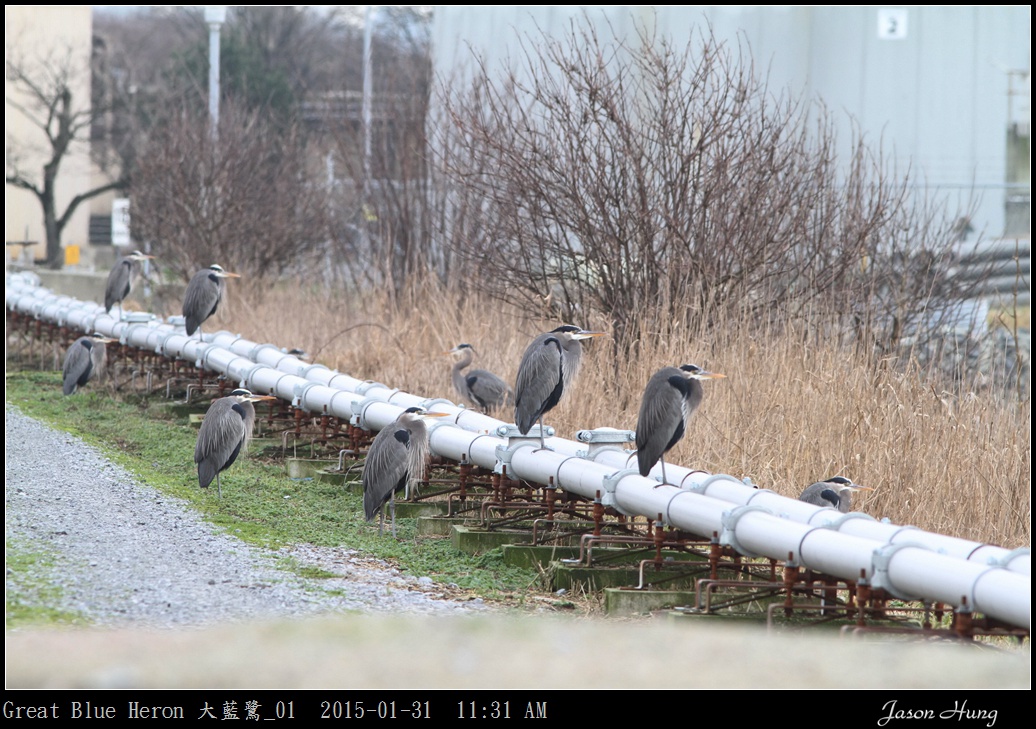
[112,198,131,247]
[877,9,909,40]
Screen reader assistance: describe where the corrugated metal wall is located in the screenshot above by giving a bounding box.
[431,5,1030,241]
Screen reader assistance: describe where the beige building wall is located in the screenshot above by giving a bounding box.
[5,5,94,264]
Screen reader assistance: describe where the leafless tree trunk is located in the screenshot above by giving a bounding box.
[6,47,129,269]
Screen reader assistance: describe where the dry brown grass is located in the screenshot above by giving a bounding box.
[214,278,1030,549]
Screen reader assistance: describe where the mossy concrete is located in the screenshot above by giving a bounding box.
[285,458,337,479]
[605,587,699,616]
[451,525,539,553]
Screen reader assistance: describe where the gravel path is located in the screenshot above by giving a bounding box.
[4,406,489,629]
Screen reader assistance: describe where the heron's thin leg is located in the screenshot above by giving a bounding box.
[538,416,545,449]
[661,457,668,486]
[378,506,384,536]
[390,494,397,539]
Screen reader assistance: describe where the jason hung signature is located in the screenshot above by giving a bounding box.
[878,700,997,728]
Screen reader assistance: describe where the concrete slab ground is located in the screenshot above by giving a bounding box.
[6,613,1029,690]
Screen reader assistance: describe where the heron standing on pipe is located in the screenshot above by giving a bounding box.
[514,325,605,448]
[799,476,874,513]
[183,264,240,339]
[195,387,277,498]
[446,343,514,414]
[363,406,448,538]
[104,250,154,319]
[62,333,114,396]
[635,364,725,485]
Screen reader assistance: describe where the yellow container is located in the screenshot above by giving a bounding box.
[64,244,80,265]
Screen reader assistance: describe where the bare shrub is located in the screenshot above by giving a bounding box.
[434,20,985,357]
[130,102,329,293]
[319,8,439,298]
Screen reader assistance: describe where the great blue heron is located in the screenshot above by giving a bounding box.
[362,406,447,538]
[62,333,113,396]
[799,476,874,513]
[514,325,605,448]
[446,343,514,413]
[635,364,725,485]
[195,387,277,498]
[183,264,240,339]
[104,250,154,319]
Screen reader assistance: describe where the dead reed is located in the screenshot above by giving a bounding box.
[216,278,1030,548]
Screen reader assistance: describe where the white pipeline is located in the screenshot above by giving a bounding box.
[5,273,1030,629]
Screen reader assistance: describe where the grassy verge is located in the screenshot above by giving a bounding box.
[4,367,551,625]
[6,537,86,628]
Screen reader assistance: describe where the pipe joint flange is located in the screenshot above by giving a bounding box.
[241,362,269,389]
[353,397,387,430]
[745,488,778,506]
[423,417,453,438]
[601,467,640,514]
[120,321,152,345]
[871,542,930,600]
[817,511,878,529]
[355,380,389,396]
[493,441,539,476]
[989,546,1030,569]
[550,455,582,492]
[167,315,187,330]
[420,397,455,412]
[289,381,319,412]
[685,472,742,494]
[299,362,331,379]
[249,342,281,362]
[153,330,176,356]
[325,390,356,420]
[194,342,221,371]
[791,525,836,565]
[85,312,107,334]
[720,504,772,558]
[461,433,496,464]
